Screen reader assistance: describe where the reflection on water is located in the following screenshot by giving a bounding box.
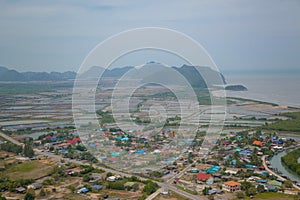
[270,146,300,182]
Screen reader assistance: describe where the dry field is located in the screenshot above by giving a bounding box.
[0,160,53,180]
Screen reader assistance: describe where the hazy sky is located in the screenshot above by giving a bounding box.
[0,0,299,72]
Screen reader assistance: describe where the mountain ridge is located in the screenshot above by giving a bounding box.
[0,65,243,90]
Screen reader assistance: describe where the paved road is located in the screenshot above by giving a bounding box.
[37,150,148,179]
[39,150,205,199]
[145,188,162,200]
[262,155,300,191]
[0,131,23,146]
[146,160,206,200]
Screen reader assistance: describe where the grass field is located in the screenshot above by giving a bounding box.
[242,192,298,200]
[0,160,53,180]
[261,112,300,132]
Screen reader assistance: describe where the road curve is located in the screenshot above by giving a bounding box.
[39,151,204,199]
[262,155,300,191]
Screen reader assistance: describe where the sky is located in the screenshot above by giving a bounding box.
[0,0,299,72]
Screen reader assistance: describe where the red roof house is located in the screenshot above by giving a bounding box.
[66,138,82,145]
[44,135,52,140]
[104,132,110,135]
[253,140,263,147]
[258,166,265,170]
[196,173,211,182]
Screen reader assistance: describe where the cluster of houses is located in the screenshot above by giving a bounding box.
[169,130,300,197]
[15,183,43,194]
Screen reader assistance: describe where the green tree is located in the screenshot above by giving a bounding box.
[257,185,265,193]
[236,192,244,199]
[106,172,113,177]
[241,182,252,191]
[0,195,7,200]
[39,188,46,197]
[208,195,214,200]
[24,189,35,200]
[132,183,139,192]
[23,143,34,158]
[83,175,90,182]
[0,142,22,154]
[247,187,256,196]
[107,181,125,190]
[68,185,76,193]
[142,181,159,195]
[284,180,293,189]
[202,187,211,195]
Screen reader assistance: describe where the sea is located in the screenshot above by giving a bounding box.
[223,70,300,181]
[223,71,300,108]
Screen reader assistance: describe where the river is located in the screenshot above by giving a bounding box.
[270,146,300,182]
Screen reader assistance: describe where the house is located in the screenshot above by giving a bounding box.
[67,167,84,175]
[222,181,241,192]
[135,149,147,154]
[273,139,283,145]
[189,168,199,173]
[15,187,26,193]
[77,187,89,193]
[268,180,282,188]
[27,182,42,190]
[107,176,117,182]
[167,165,178,170]
[208,189,223,195]
[89,173,103,183]
[66,138,82,145]
[265,184,278,192]
[104,131,110,135]
[225,169,238,175]
[207,166,221,173]
[257,179,267,183]
[245,164,255,169]
[253,141,263,147]
[158,169,170,175]
[108,157,117,162]
[124,182,136,189]
[196,173,211,183]
[44,135,52,140]
[91,184,102,190]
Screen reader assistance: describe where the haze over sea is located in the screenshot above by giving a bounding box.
[224,70,300,108]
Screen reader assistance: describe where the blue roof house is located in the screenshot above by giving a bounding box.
[91,184,102,190]
[77,187,89,193]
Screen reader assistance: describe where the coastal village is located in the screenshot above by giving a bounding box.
[0,83,300,200]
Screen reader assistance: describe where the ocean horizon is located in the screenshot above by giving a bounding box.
[223,70,300,108]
